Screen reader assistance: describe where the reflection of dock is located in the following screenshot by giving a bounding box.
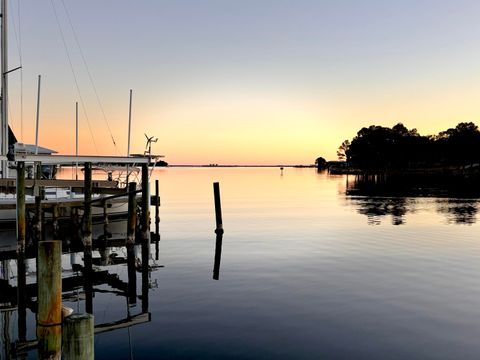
[2,237,155,357]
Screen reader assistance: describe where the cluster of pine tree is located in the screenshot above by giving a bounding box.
[340,122,480,169]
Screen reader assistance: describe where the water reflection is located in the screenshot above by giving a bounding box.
[346,175,480,225]
[436,199,479,225]
[0,219,154,359]
[213,231,224,280]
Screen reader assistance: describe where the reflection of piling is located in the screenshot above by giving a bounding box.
[127,243,137,305]
[141,241,149,313]
[63,314,94,360]
[213,182,224,234]
[17,247,27,341]
[37,240,62,359]
[213,232,223,280]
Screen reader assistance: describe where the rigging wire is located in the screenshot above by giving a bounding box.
[49,0,99,154]
[60,0,119,154]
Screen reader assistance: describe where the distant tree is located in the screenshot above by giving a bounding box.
[337,140,350,161]
[344,121,480,170]
[315,156,327,169]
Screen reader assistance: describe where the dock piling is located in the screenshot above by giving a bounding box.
[63,314,94,360]
[141,163,150,241]
[83,162,92,247]
[37,240,62,359]
[34,162,43,241]
[127,182,137,245]
[213,182,224,234]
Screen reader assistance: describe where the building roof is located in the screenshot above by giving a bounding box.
[23,144,58,154]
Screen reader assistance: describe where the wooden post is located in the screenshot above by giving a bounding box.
[127,182,137,245]
[103,200,109,230]
[155,179,160,236]
[141,163,150,241]
[52,205,59,239]
[16,161,26,248]
[63,314,94,360]
[154,179,160,260]
[213,182,224,234]
[83,162,93,314]
[34,162,43,242]
[37,240,62,360]
[83,162,92,247]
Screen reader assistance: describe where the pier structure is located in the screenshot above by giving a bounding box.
[0,154,160,359]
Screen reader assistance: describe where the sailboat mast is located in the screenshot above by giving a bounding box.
[0,0,8,178]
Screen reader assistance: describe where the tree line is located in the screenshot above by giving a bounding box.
[337,122,480,170]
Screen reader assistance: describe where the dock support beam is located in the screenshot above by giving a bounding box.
[17,161,26,247]
[127,182,137,244]
[16,161,28,342]
[34,162,43,241]
[83,162,93,314]
[141,163,150,241]
[83,162,92,247]
[37,240,62,360]
[127,182,137,305]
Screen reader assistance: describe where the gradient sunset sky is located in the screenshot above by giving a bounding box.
[6,0,480,164]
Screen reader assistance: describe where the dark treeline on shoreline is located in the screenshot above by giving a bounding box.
[341,122,480,170]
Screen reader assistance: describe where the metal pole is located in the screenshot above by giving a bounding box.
[126,90,132,185]
[1,0,8,178]
[75,101,78,180]
[127,89,132,156]
[35,74,41,154]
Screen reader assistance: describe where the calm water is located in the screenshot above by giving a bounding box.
[2,168,480,359]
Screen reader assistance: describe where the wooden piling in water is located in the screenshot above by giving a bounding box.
[34,162,43,242]
[127,182,137,245]
[37,240,62,360]
[213,182,224,234]
[52,205,59,239]
[141,163,150,241]
[63,314,94,360]
[17,161,26,248]
[83,162,93,247]
[83,162,94,314]
[155,179,160,236]
[16,162,28,342]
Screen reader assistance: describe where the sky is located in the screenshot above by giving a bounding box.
[5,0,480,164]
